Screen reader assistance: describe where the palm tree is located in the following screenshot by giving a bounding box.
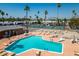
[35,14,41,24]
[35,14,38,21]
[37,11,40,14]
[6,13,8,17]
[0,11,5,22]
[72,10,77,18]
[0,10,2,19]
[0,10,2,15]
[24,5,30,33]
[29,16,32,19]
[63,18,67,29]
[1,11,5,18]
[44,10,48,21]
[0,10,2,12]
[36,16,39,21]
[57,3,61,26]
[24,5,30,18]
[37,11,40,19]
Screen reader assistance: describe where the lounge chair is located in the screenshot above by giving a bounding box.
[9,41,15,44]
[72,40,77,44]
[36,51,42,56]
[24,33,29,36]
[3,43,8,46]
[74,51,79,56]
[7,53,16,56]
[0,52,7,56]
[58,38,65,42]
[0,50,4,53]
[2,53,8,56]
[11,53,16,56]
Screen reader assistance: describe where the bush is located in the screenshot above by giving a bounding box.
[69,18,79,29]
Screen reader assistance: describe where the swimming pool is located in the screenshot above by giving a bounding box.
[5,36,63,54]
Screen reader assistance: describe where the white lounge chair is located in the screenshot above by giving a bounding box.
[58,38,65,42]
[74,51,79,56]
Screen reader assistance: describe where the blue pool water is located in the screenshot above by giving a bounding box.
[5,36,63,54]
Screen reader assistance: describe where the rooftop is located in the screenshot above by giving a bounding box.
[0,25,24,32]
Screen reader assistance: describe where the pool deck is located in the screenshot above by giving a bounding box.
[0,29,79,56]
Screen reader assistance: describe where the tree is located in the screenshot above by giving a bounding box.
[72,10,77,18]
[35,15,38,21]
[57,3,61,26]
[0,10,5,18]
[0,10,2,21]
[1,11,5,18]
[37,11,40,19]
[37,11,40,14]
[0,10,2,12]
[24,5,30,18]
[29,16,32,20]
[0,10,2,15]
[6,13,8,17]
[69,18,79,29]
[44,10,48,21]
[63,18,67,29]
[24,5,30,33]
[35,14,41,24]
[0,11,5,22]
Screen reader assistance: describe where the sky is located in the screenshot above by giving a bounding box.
[0,3,79,19]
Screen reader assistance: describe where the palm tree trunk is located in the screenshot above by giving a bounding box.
[26,11,28,18]
[57,7,60,26]
[2,15,4,22]
[25,18,29,33]
[45,15,46,21]
[64,21,65,29]
[25,11,29,33]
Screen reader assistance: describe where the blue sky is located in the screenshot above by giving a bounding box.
[0,3,79,19]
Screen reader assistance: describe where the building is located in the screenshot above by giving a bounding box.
[0,25,25,39]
